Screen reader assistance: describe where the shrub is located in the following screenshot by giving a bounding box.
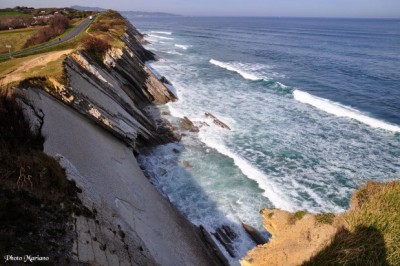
[81,35,110,55]
[294,210,307,220]
[49,14,70,35]
[315,213,335,225]
[91,22,110,32]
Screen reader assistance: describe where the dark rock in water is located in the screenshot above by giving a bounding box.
[205,112,231,130]
[160,76,172,85]
[212,225,238,258]
[221,225,238,240]
[183,160,192,168]
[242,223,268,245]
[181,116,199,132]
[161,111,171,115]
[199,121,210,128]
[172,148,180,154]
[198,226,230,266]
[157,167,167,176]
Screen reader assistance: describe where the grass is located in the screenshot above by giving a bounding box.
[0,18,85,57]
[294,210,307,220]
[315,213,335,225]
[0,18,89,87]
[87,10,127,49]
[21,18,85,51]
[0,51,69,88]
[0,9,127,87]
[0,28,38,54]
[345,181,400,264]
[0,11,32,17]
[305,181,400,265]
[287,210,308,225]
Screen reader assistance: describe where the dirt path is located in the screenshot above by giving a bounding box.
[0,49,73,85]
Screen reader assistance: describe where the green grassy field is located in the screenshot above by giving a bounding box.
[0,11,32,17]
[0,18,84,55]
[0,28,38,54]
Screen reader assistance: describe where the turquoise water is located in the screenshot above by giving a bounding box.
[129,16,400,260]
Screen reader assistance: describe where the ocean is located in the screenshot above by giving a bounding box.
[125,15,400,262]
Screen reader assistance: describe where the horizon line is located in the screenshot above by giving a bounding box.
[0,6,399,20]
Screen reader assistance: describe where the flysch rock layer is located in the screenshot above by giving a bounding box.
[17,18,221,266]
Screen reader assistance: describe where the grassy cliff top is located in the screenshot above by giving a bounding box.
[0,10,129,88]
[242,180,400,266]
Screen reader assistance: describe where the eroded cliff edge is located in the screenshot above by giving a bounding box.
[1,12,222,265]
[241,181,400,266]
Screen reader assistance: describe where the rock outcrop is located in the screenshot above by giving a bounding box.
[205,112,231,130]
[241,209,344,266]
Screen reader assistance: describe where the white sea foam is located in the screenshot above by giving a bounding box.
[165,50,184,56]
[151,31,172,35]
[293,90,400,132]
[175,44,190,50]
[148,34,174,40]
[210,59,263,81]
[199,132,296,212]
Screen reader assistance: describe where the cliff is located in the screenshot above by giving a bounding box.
[0,12,222,265]
[241,181,400,266]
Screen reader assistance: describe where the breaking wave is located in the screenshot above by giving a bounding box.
[293,90,400,132]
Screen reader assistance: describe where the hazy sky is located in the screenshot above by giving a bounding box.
[1,0,400,18]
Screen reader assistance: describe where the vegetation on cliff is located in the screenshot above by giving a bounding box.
[88,9,126,48]
[0,89,93,263]
[0,9,132,89]
[306,181,400,265]
[241,181,400,266]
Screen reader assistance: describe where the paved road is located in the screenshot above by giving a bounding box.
[0,17,93,60]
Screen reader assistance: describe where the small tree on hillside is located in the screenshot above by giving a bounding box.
[49,14,70,35]
[81,35,110,54]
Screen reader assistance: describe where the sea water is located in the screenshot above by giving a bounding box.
[125,15,400,262]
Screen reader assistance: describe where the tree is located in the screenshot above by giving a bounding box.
[49,14,70,35]
[81,35,110,55]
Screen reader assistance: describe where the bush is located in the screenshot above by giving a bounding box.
[315,213,335,225]
[91,22,110,32]
[49,14,70,35]
[81,35,110,55]
[294,210,307,220]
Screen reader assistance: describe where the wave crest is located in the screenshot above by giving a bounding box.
[148,34,174,40]
[209,59,263,81]
[293,90,400,132]
[175,44,190,50]
[151,31,172,35]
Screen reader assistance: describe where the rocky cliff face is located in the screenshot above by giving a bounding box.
[12,18,221,266]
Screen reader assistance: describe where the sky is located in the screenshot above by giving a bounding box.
[1,0,400,18]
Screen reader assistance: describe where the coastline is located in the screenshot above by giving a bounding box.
[2,10,399,266]
[2,12,226,265]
